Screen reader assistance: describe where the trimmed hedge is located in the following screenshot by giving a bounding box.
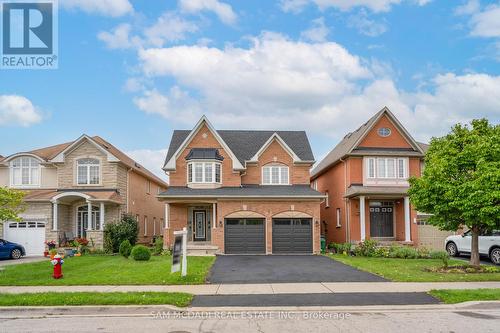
[131,245,151,261]
[119,240,132,258]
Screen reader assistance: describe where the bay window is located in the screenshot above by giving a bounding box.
[187,161,222,184]
[77,158,100,185]
[262,165,289,185]
[367,157,407,179]
[10,157,40,187]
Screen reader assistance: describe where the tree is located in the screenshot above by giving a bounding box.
[0,187,25,223]
[408,119,500,267]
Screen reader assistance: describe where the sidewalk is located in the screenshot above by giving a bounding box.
[1,281,499,295]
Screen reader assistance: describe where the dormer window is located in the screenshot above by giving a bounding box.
[262,164,289,185]
[77,158,100,185]
[187,162,221,184]
[10,157,40,187]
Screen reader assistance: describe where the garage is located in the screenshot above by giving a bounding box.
[3,221,46,256]
[272,218,313,254]
[224,218,266,254]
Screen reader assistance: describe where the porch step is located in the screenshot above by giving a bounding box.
[186,244,220,256]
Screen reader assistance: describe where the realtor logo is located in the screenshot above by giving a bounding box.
[1,0,58,69]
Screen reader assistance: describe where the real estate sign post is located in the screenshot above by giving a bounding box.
[172,228,187,276]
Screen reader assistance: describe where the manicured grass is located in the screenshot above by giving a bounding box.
[0,255,215,285]
[429,289,500,304]
[0,292,192,307]
[329,254,500,282]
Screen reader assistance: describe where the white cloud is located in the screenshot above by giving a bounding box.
[133,32,500,143]
[348,10,388,36]
[281,0,402,13]
[301,17,330,42]
[61,0,133,17]
[279,0,310,13]
[454,0,480,16]
[98,23,140,49]
[179,0,237,25]
[126,149,169,181]
[470,4,500,38]
[0,95,42,127]
[144,12,199,47]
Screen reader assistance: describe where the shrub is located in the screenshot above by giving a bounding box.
[131,245,151,261]
[153,237,164,256]
[430,250,449,268]
[79,245,90,255]
[104,214,139,253]
[417,247,431,259]
[374,246,389,257]
[390,246,419,259]
[354,239,379,257]
[119,240,132,258]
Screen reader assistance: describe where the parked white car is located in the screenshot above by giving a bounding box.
[445,230,500,265]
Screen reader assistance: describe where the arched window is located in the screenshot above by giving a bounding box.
[10,157,40,187]
[77,158,100,185]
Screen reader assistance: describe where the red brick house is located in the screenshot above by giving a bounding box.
[159,116,324,254]
[311,107,428,246]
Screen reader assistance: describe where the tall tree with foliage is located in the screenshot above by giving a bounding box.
[0,187,25,222]
[408,119,500,267]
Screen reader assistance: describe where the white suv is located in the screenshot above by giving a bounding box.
[445,230,500,265]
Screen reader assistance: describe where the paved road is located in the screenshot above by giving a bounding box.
[192,292,440,307]
[208,255,386,284]
[1,303,499,333]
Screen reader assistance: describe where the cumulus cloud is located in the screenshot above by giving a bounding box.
[0,95,43,127]
[469,4,500,38]
[281,0,402,13]
[126,149,169,181]
[301,17,330,42]
[179,0,237,25]
[348,10,388,36]
[61,0,133,17]
[132,32,500,143]
[98,23,140,49]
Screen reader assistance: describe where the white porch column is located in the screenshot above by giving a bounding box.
[404,196,411,242]
[52,200,58,231]
[359,196,366,241]
[99,202,105,231]
[164,203,169,229]
[87,201,93,231]
[213,203,217,229]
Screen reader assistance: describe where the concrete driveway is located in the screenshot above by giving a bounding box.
[207,255,386,284]
[0,256,45,268]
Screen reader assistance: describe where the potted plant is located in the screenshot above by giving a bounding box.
[45,240,56,250]
[49,248,58,260]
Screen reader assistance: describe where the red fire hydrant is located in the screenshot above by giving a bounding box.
[51,254,64,279]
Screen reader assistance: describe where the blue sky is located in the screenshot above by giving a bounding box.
[1,0,499,180]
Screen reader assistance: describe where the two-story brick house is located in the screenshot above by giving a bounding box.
[159,116,324,254]
[0,135,167,255]
[311,107,428,246]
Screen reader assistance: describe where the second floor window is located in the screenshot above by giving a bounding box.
[367,157,407,179]
[77,158,100,185]
[262,165,289,185]
[10,157,40,187]
[187,162,221,184]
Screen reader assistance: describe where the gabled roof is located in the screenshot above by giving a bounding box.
[311,107,426,179]
[164,118,315,170]
[1,135,167,187]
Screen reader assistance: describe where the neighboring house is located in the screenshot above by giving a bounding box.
[311,107,429,246]
[159,116,324,254]
[0,135,167,255]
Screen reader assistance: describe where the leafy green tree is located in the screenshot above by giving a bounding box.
[0,187,25,223]
[409,119,500,267]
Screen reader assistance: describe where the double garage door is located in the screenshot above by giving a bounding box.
[3,221,46,256]
[224,218,312,254]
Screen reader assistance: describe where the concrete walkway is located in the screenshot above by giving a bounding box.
[1,281,499,295]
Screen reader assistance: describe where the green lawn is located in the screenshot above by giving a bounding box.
[0,292,192,307]
[429,289,500,304]
[0,255,215,285]
[329,255,500,282]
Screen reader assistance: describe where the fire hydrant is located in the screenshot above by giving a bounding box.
[51,254,64,279]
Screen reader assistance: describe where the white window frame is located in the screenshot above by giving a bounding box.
[187,161,222,184]
[325,191,330,208]
[144,216,148,236]
[367,157,407,179]
[9,157,41,188]
[261,165,289,185]
[336,208,341,228]
[146,180,151,194]
[76,158,101,186]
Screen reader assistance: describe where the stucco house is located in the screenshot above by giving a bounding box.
[159,116,325,255]
[0,135,167,255]
[311,107,432,247]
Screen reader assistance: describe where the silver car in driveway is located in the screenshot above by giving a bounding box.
[445,229,500,265]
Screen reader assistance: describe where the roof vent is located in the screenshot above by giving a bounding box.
[135,162,141,169]
[343,132,352,139]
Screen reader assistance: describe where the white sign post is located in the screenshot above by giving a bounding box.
[172,227,188,277]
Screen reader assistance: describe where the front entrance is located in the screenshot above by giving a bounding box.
[77,205,100,238]
[193,210,207,241]
[369,201,394,238]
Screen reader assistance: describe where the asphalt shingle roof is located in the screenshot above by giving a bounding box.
[159,185,325,198]
[164,130,315,168]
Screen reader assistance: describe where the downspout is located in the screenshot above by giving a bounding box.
[340,157,349,242]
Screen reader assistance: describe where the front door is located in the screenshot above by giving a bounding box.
[194,211,206,241]
[369,202,394,238]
